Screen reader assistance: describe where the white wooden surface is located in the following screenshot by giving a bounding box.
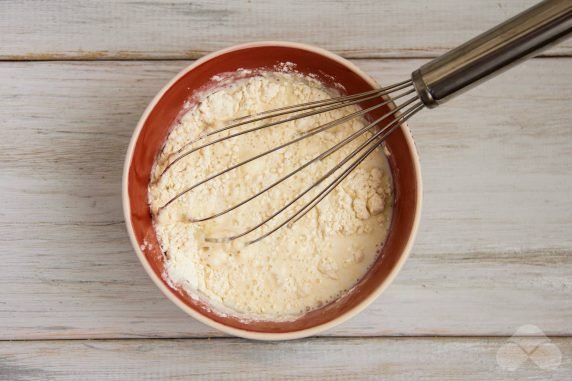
[2,338,571,380]
[1,0,572,379]
[1,0,571,60]
[1,59,571,340]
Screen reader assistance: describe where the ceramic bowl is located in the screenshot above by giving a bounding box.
[123,41,422,340]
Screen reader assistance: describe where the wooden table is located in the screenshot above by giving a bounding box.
[1,1,571,379]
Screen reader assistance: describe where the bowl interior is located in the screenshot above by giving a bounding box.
[126,44,419,334]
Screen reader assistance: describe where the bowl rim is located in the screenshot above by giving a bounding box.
[122,41,422,340]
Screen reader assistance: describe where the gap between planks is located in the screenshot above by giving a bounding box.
[3,335,572,343]
[1,55,571,63]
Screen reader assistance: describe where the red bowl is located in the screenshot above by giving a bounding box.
[123,42,422,340]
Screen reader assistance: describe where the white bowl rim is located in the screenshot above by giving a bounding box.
[122,40,423,341]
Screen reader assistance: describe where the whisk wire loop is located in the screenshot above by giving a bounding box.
[204,99,424,244]
[155,80,422,244]
[188,92,418,223]
[158,88,416,213]
[158,80,414,178]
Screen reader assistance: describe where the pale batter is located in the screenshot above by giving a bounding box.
[149,71,393,321]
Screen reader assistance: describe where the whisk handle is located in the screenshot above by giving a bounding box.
[412,0,572,108]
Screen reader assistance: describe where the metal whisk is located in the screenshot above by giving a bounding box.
[156,0,572,244]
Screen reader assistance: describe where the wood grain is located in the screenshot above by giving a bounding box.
[1,337,571,380]
[0,59,571,340]
[1,0,571,60]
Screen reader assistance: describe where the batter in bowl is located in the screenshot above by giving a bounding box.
[149,70,393,321]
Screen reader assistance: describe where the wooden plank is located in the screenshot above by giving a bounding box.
[1,337,571,380]
[1,0,571,60]
[0,59,571,340]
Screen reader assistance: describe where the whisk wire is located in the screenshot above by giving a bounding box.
[204,99,424,244]
[154,79,422,244]
[158,88,416,214]
[171,79,412,153]
[244,102,424,245]
[238,79,412,118]
[187,92,418,222]
[159,80,414,178]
